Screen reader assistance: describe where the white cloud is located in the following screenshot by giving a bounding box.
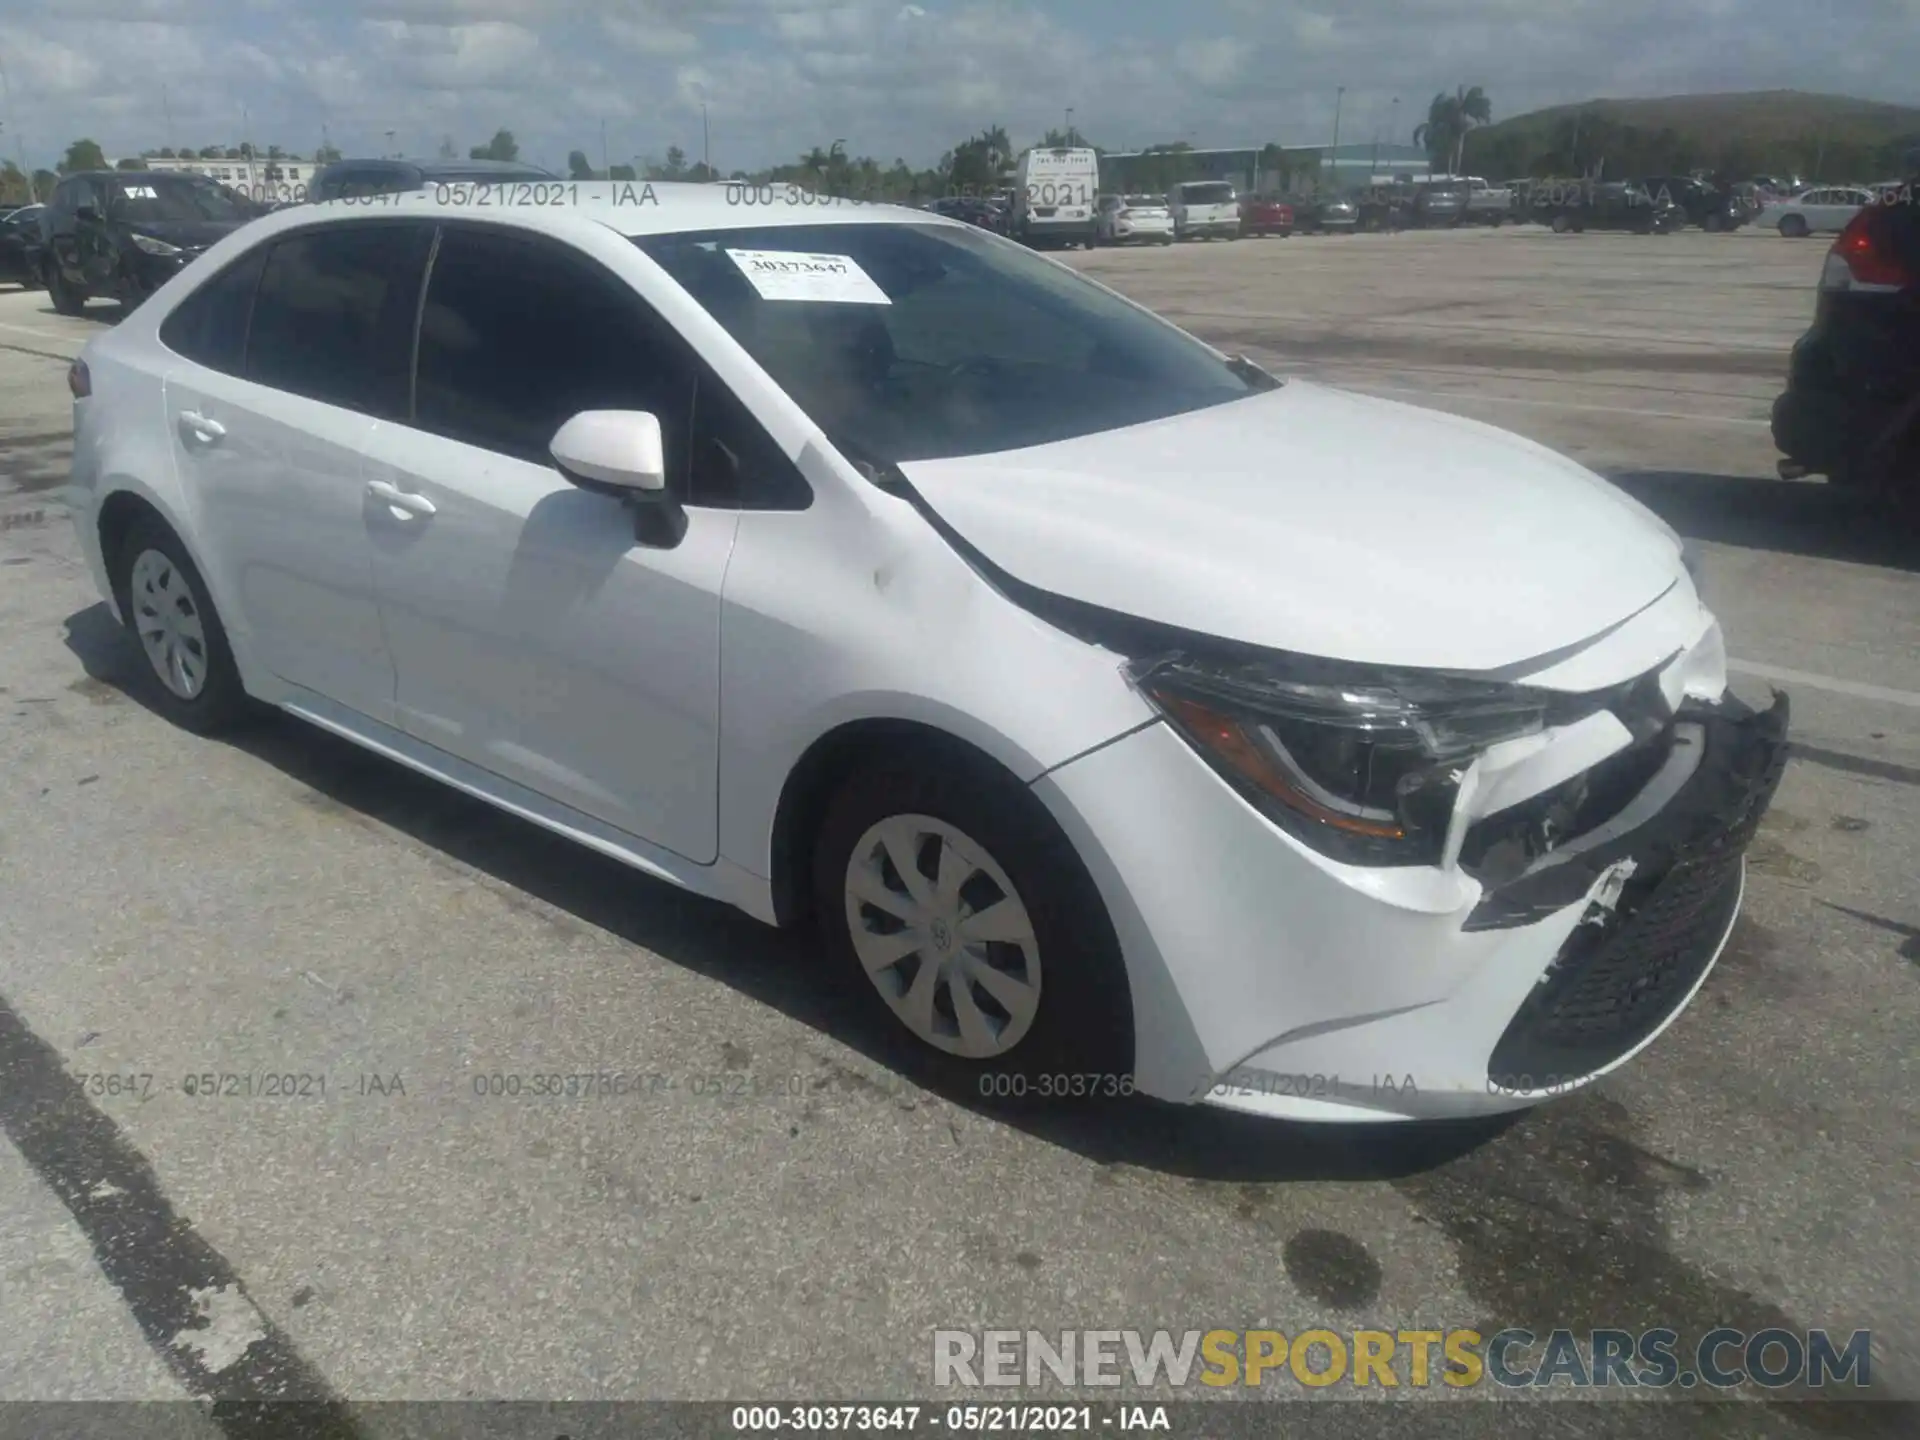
[0,1,1915,174]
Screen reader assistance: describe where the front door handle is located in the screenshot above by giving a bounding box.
[176,411,225,446]
[366,479,437,518]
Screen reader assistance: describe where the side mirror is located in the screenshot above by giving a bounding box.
[550,410,687,548]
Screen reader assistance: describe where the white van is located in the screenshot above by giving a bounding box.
[1012,147,1099,247]
[1168,180,1242,240]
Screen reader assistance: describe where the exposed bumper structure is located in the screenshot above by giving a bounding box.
[1032,644,1789,1122]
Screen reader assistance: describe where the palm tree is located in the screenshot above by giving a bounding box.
[1413,86,1492,174]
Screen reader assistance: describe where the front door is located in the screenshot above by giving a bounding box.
[364,223,735,862]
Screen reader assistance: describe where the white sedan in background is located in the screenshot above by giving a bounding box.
[64,184,1788,1124]
[1758,186,1875,237]
[1095,193,1175,244]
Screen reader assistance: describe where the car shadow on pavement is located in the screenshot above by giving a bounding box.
[63,600,1513,1187]
[1603,469,1920,572]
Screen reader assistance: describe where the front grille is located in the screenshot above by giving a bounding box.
[1486,851,1743,1083]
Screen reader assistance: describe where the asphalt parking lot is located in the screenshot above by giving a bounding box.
[1,226,1915,1435]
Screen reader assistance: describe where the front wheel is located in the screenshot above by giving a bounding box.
[1779,215,1809,238]
[813,754,1133,1101]
[46,262,86,315]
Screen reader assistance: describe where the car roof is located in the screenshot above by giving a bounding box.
[315,157,554,178]
[284,180,957,240]
[65,169,218,183]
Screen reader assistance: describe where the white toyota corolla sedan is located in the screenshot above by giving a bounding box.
[64,183,1788,1122]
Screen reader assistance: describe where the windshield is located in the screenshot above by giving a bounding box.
[1179,183,1235,205]
[635,222,1267,465]
[107,178,251,224]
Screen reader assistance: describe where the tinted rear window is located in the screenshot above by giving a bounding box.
[1178,183,1236,205]
[246,224,431,414]
[158,246,267,375]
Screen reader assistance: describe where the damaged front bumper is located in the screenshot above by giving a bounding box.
[1469,689,1789,1083]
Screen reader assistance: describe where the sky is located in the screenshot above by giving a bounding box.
[0,0,1916,174]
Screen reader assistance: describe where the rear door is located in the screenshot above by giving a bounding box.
[362,222,738,861]
[161,220,432,722]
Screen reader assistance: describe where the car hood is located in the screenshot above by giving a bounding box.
[119,219,245,249]
[896,381,1686,673]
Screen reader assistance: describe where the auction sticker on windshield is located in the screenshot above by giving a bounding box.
[725,249,892,304]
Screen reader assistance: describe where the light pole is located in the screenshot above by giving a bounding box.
[1328,86,1345,191]
[702,102,710,177]
[1065,107,1074,144]
[1391,96,1400,147]
[385,129,396,159]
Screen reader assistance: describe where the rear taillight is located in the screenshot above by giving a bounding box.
[1822,209,1911,293]
[67,359,90,398]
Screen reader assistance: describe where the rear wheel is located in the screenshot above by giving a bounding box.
[110,517,252,734]
[813,753,1133,1102]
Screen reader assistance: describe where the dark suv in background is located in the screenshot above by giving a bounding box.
[306,157,557,202]
[1638,175,1753,231]
[40,171,259,314]
[1771,161,1920,511]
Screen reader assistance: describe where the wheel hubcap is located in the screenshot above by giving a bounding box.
[843,814,1042,1059]
[129,549,208,700]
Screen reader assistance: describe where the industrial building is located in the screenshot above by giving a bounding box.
[1098,142,1432,195]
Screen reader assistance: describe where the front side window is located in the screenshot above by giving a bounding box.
[635,221,1267,466]
[246,223,431,415]
[413,225,697,482]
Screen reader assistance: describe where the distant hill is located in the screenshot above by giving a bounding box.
[1462,90,1920,181]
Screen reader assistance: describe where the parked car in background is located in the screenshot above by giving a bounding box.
[40,171,257,314]
[63,184,1786,1121]
[1541,181,1680,234]
[1638,176,1751,232]
[1095,193,1174,244]
[1238,195,1294,237]
[1302,194,1359,233]
[1757,186,1876,238]
[0,204,45,288]
[306,157,557,204]
[1012,146,1099,248]
[929,195,1009,235]
[1772,156,1920,510]
[1168,180,1241,240]
[1464,177,1515,224]
[1413,179,1471,228]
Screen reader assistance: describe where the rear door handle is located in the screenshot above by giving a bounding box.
[176,411,225,445]
[366,479,437,518]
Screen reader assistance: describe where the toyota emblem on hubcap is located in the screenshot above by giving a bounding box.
[930,917,952,952]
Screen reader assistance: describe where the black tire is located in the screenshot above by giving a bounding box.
[812,751,1134,1105]
[1550,213,1572,234]
[1779,215,1808,238]
[110,515,253,735]
[46,261,85,316]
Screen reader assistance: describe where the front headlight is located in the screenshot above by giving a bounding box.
[130,233,182,257]
[1127,653,1553,866]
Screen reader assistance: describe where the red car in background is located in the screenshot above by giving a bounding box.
[1240,196,1294,237]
